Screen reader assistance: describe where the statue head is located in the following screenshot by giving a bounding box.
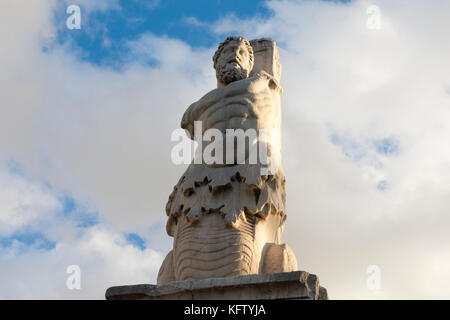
[213,36,254,86]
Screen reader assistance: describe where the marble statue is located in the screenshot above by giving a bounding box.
[157,36,298,285]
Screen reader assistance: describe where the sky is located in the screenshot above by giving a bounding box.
[0,0,450,299]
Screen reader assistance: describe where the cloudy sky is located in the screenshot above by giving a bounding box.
[1,0,449,299]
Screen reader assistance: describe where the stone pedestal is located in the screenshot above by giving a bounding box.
[105,271,328,300]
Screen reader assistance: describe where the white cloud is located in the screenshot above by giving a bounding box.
[0,226,162,299]
[182,16,208,28]
[1,0,450,299]
[0,166,164,299]
[0,170,60,234]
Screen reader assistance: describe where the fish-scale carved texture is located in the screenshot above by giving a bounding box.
[173,214,257,280]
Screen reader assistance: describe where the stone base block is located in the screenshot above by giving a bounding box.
[105,271,328,300]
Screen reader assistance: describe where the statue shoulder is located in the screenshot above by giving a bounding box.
[252,70,283,94]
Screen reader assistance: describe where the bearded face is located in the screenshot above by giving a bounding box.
[215,39,253,85]
[217,64,249,85]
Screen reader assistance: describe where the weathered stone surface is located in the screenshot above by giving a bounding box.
[106,271,328,300]
[318,286,329,300]
[158,36,298,285]
[249,38,282,81]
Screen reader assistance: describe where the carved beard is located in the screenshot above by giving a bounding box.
[217,64,250,85]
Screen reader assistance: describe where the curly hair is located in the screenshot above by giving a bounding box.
[213,36,254,71]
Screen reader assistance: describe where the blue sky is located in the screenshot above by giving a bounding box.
[3,0,450,299]
[0,231,56,252]
[54,0,273,66]
[54,0,351,67]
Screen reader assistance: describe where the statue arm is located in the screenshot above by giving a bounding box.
[181,102,196,139]
[181,87,225,139]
